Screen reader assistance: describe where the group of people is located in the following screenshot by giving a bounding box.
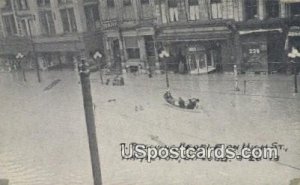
[164,91,199,110]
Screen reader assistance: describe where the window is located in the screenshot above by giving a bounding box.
[266,0,279,18]
[20,19,28,36]
[60,8,77,33]
[37,0,50,7]
[2,15,17,36]
[84,5,100,31]
[144,36,155,57]
[244,0,257,20]
[141,0,149,5]
[39,11,55,35]
[290,3,300,17]
[107,0,114,8]
[188,0,200,20]
[58,0,72,4]
[123,0,131,6]
[168,0,178,22]
[211,0,222,19]
[124,37,140,59]
[3,0,12,10]
[17,0,29,10]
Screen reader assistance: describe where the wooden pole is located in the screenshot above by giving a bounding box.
[294,63,298,93]
[28,19,41,83]
[78,59,103,185]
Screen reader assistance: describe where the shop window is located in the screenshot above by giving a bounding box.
[168,0,179,22]
[39,11,55,35]
[37,0,50,7]
[211,0,222,19]
[124,37,140,59]
[123,0,132,6]
[244,0,257,20]
[188,0,200,20]
[266,0,279,18]
[60,8,77,33]
[107,0,115,8]
[84,4,100,31]
[2,15,17,36]
[16,0,29,10]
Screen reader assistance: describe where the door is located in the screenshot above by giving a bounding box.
[186,50,207,74]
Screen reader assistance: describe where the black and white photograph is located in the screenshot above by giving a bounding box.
[0,0,300,184]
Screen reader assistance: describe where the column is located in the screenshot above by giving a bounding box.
[280,2,286,18]
[258,0,266,20]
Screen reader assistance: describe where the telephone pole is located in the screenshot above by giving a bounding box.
[78,58,103,185]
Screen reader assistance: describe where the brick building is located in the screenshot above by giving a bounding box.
[0,0,299,74]
[0,0,104,71]
[100,0,300,74]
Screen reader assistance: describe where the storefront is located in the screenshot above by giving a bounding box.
[238,28,285,73]
[155,25,231,74]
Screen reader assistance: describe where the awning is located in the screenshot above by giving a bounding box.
[281,0,300,3]
[239,28,283,35]
[288,26,300,36]
[156,31,231,42]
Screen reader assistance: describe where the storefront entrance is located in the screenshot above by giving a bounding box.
[186,46,216,74]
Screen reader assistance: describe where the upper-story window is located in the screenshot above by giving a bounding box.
[266,0,279,18]
[123,0,132,6]
[290,3,300,18]
[58,0,73,4]
[20,19,29,36]
[211,0,222,19]
[141,0,149,5]
[188,0,200,20]
[84,4,100,31]
[107,0,115,8]
[2,0,12,10]
[244,0,257,20]
[37,0,50,7]
[39,11,55,35]
[60,8,77,33]
[168,0,179,22]
[16,0,29,10]
[2,14,17,36]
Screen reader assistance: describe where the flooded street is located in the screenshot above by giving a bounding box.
[0,70,300,185]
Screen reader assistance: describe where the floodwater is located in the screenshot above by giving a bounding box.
[0,70,299,185]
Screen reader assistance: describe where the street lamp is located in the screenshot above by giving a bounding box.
[159,50,170,89]
[93,51,104,84]
[288,47,300,93]
[16,52,26,82]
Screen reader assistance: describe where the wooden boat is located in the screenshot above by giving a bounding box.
[163,92,201,113]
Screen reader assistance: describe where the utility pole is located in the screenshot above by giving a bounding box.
[294,63,298,93]
[27,18,41,83]
[78,59,103,185]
